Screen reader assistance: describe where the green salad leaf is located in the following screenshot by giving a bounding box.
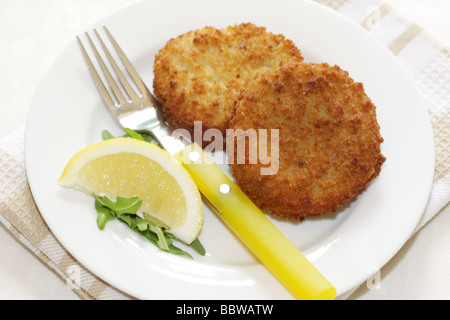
[101,129,160,146]
[94,195,202,258]
[95,195,142,217]
[101,130,115,141]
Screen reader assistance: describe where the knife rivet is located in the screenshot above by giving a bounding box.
[219,184,231,194]
[188,151,200,162]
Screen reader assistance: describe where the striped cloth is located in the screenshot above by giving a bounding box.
[0,0,448,300]
[315,0,450,232]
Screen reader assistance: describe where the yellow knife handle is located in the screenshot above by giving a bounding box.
[175,143,336,300]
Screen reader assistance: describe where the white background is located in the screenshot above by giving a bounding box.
[0,0,449,299]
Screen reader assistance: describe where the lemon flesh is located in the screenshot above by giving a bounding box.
[58,138,203,244]
[79,153,187,229]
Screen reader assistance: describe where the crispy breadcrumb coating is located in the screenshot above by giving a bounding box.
[228,63,386,220]
[153,23,303,138]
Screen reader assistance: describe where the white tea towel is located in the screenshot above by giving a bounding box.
[0,126,132,299]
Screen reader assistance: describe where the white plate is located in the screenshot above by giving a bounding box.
[25,0,434,299]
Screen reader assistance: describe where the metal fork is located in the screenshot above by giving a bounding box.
[77,26,186,155]
[77,26,336,300]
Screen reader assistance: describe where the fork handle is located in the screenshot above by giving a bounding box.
[174,143,336,300]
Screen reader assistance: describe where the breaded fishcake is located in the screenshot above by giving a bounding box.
[153,23,303,138]
[228,63,385,220]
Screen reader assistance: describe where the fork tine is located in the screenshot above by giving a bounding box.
[85,32,127,105]
[94,29,140,101]
[77,36,116,110]
[103,26,148,97]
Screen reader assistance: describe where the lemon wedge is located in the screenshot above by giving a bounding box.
[58,137,203,244]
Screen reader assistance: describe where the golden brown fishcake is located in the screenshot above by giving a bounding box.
[228,63,386,220]
[153,23,303,139]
